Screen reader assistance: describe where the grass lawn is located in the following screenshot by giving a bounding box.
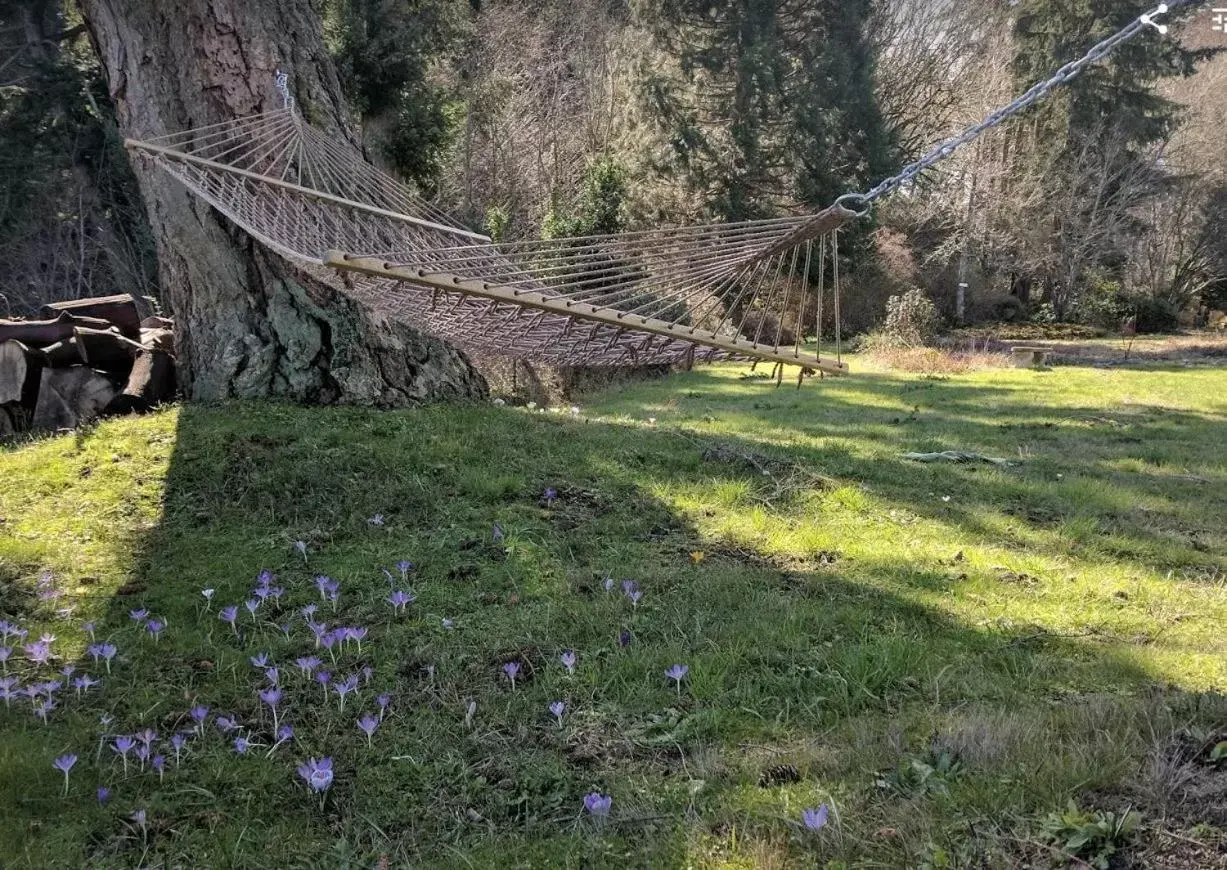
[1,353,1226,868]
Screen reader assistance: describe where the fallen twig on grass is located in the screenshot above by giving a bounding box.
[902,450,1014,466]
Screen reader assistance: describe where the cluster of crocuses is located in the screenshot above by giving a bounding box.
[35,570,75,619]
[210,569,293,637]
[1,618,106,723]
[18,551,831,837]
[126,607,168,642]
[24,560,412,808]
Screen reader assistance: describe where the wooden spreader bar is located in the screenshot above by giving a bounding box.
[323,250,848,376]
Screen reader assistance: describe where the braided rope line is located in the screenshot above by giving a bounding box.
[836,1,1186,214]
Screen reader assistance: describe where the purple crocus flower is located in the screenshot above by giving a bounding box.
[97,786,110,804]
[219,606,239,636]
[269,723,294,757]
[98,643,117,673]
[34,698,56,724]
[145,620,165,641]
[802,805,829,831]
[348,626,368,652]
[388,591,414,612]
[583,792,612,816]
[543,487,558,506]
[300,604,318,620]
[52,754,77,795]
[0,677,18,708]
[295,656,321,676]
[368,514,385,526]
[257,569,275,586]
[442,618,455,630]
[334,675,358,713]
[215,716,238,734]
[152,755,165,780]
[171,733,187,764]
[83,622,97,641]
[297,757,333,793]
[294,540,308,561]
[619,630,632,648]
[265,667,279,686]
[113,736,134,774]
[603,575,615,593]
[629,589,643,606]
[72,674,99,696]
[134,745,150,768]
[395,560,413,580]
[190,705,209,728]
[260,687,283,729]
[0,645,11,671]
[357,714,380,747]
[376,693,392,720]
[621,580,637,597]
[502,661,521,690]
[135,728,157,748]
[60,664,75,678]
[250,652,270,669]
[128,609,148,623]
[245,599,260,620]
[665,664,689,695]
[315,670,332,700]
[23,640,53,666]
[560,651,577,674]
[233,736,251,754]
[549,701,566,726]
[314,576,332,601]
[32,680,60,698]
[201,589,215,608]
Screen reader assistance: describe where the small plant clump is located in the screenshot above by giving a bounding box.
[1040,801,1141,869]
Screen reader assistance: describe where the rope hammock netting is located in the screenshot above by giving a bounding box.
[122,2,1179,378]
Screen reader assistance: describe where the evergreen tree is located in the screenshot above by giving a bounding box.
[324,0,467,191]
[635,0,894,224]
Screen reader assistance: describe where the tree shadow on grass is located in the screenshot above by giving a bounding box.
[1,394,1225,868]
[602,367,1227,580]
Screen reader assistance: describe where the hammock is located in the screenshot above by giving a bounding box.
[121,1,1176,377]
[126,109,851,375]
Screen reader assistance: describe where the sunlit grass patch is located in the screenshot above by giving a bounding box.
[2,358,1226,866]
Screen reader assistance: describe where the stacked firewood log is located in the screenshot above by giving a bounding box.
[0,294,176,437]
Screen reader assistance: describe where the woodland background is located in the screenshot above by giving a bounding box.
[2,0,1225,336]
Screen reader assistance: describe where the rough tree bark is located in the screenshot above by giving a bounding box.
[77,0,487,405]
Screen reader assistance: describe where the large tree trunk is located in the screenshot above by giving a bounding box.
[77,0,487,405]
